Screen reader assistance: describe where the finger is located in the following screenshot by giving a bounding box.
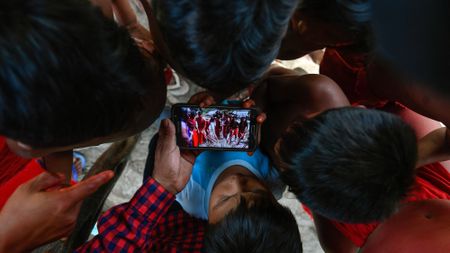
[158,119,177,149]
[188,92,208,104]
[257,113,267,124]
[61,170,114,203]
[30,172,65,192]
[203,96,215,107]
[242,99,256,108]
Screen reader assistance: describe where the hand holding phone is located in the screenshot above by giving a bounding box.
[172,104,259,151]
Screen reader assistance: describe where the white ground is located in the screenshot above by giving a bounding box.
[80,2,324,252]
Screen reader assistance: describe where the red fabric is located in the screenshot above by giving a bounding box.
[192,130,199,147]
[0,160,45,209]
[0,137,33,185]
[0,136,45,210]
[76,178,206,252]
[324,163,450,247]
[320,47,390,108]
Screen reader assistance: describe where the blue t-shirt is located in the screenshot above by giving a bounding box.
[176,148,285,220]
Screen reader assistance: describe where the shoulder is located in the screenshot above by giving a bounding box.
[362,200,450,253]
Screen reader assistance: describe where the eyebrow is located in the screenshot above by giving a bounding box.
[212,189,268,210]
[213,194,237,210]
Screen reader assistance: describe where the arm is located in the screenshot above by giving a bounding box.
[75,178,178,252]
[369,59,450,137]
[313,213,358,253]
[111,0,138,26]
[77,119,201,252]
[0,171,113,253]
[416,127,450,168]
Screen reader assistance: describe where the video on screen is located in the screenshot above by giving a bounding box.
[178,107,252,149]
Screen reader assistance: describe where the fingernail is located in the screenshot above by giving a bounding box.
[160,119,168,130]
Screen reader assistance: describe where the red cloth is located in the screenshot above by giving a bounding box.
[0,137,33,185]
[76,178,206,252]
[320,47,390,108]
[192,130,199,147]
[0,136,45,209]
[305,163,450,247]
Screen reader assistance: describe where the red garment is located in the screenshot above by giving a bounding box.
[0,137,32,185]
[0,137,45,209]
[192,130,199,147]
[320,47,389,107]
[76,177,206,252]
[318,163,450,247]
[196,116,206,131]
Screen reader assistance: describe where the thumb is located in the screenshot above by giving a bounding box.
[29,172,65,192]
[158,119,177,150]
[61,170,114,204]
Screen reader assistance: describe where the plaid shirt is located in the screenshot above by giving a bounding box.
[76,178,206,252]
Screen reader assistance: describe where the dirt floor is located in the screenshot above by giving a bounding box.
[79,1,325,252]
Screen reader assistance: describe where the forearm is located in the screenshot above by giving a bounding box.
[313,213,358,253]
[417,127,450,168]
[112,0,138,26]
[76,178,175,252]
[0,216,24,253]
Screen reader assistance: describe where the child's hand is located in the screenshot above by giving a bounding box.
[0,171,113,253]
[248,81,270,113]
[242,99,267,125]
[153,119,196,194]
[242,99,267,155]
[188,91,216,107]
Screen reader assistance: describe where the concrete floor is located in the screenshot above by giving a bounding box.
[79,1,324,252]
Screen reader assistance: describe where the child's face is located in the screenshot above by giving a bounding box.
[208,165,274,224]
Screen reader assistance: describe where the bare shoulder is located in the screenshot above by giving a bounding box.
[362,200,450,253]
[265,72,350,108]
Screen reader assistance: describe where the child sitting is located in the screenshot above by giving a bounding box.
[246,66,450,252]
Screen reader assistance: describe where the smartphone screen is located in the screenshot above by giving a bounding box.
[172,104,258,151]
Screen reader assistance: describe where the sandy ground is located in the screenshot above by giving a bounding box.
[79,2,324,252]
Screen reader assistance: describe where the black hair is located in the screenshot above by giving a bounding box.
[278,107,417,223]
[0,0,157,147]
[205,197,302,253]
[298,0,372,49]
[153,0,298,92]
[299,0,371,27]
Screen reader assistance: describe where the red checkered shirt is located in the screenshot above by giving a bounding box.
[76,178,206,252]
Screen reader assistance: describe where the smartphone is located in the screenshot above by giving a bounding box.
[171,103,259,151]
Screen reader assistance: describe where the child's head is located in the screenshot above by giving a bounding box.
[150,0,298,93]
[0,0,165,156]
[206,165,301,252]
[297,0,371,48]
[276,107,418,223]
[205,198,302,253]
